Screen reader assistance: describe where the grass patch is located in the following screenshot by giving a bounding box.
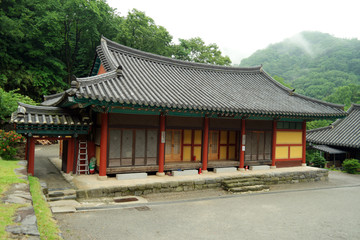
[0,159,27,238]
[29,176,62,240]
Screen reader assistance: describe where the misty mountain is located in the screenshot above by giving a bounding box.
[239,31,360,101]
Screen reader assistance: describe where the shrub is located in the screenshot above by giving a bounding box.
[306,150,327,168]
[342,159,360,174]
[0,130,25,160]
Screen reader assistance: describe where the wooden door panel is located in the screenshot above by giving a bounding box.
[209,131,219,160]
[219,146,227,160]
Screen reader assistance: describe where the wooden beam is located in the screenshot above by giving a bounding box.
[202,117,209,171]
[272,120,277,167]
[302,121,306,165]
[239,119,245,169]
[99,113,108,176]
[157,114,166,175]
[28,137,35,176]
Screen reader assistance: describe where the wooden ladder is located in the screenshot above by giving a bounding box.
[76,141,89,175]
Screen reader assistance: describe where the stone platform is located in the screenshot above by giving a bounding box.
[70,166,328,200]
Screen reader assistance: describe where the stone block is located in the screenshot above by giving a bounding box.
[116,173,147,180]
[51,206,76,213]
[172,169,198,176]
[213,167,237,173]
[249,165,271,171]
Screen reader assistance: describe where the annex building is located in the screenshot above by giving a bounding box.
[11,37,346,177]
[307,104,360,166]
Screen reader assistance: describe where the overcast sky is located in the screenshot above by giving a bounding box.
[106,0,359,64]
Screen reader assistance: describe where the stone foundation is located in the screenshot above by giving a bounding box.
[76,168,328,200]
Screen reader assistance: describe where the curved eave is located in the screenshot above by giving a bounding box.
[73,96,346,120]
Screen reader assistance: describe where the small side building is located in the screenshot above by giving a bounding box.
[307,104,360,166]
[11,37,346,177]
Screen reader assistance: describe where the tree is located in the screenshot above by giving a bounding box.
[0,87,37,126]
[0,0,67,101]
[172,37,231,66]
[324,84,360,109]
[115,9,173,57]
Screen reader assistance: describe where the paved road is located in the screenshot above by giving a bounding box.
[34,144,72,189]
[55,171,360,240]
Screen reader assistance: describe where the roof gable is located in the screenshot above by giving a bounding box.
[307,104,360,148]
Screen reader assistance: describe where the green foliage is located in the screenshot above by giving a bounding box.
[0,130,25,160]
[342,159,360,174]
[306,150,327,168]
[240,31,360,104]
[306,119,332,130]
[115,9,173,57]
[0,87,37,124]
[272,75,292,88]
[0,160,27,239]
[172,37,231,65]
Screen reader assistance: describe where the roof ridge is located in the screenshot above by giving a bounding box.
[18,102,66,113]
[101,36,262,73]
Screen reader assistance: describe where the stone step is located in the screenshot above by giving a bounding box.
[222,177,261,184]
[47,189,77,202]
[48,195,77,202]
[48,189,76,197]
[223,181,266,189]
[228,185,270,193]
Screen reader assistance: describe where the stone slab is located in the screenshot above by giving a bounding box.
[116,173,147,180]
[51,206,77,213]
[49,200,81,207]
[250,165,271,171]
[214,167,237,173]
[172,170,198,176]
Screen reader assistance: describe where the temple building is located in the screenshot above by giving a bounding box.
[11,37,346,177]
[307,104,360,167]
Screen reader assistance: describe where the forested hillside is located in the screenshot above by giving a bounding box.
[0,0,230,103]
[240,31,360,109]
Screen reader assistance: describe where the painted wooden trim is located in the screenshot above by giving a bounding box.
[275,158,302,162]
[302,121,307,164]
[276,129,303,132]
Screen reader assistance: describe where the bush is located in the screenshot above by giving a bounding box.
[0,130,25,160]
[306,150,327,168]
[342,159,360,174]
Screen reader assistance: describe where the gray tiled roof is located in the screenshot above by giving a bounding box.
[42,37,346,119]
[11,103,91,126]
[310,145,347,154]
[307,104,360,148]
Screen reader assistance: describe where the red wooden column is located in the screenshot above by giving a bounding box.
[202,116,209,173]
[66,138,75,174]
[157,114,166,176]
[271,120,277,168]
[99,112,108,178]
[302,120,307,166]
[24,137,29,161]
[27,137,35,176]
[239,119,246,171]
